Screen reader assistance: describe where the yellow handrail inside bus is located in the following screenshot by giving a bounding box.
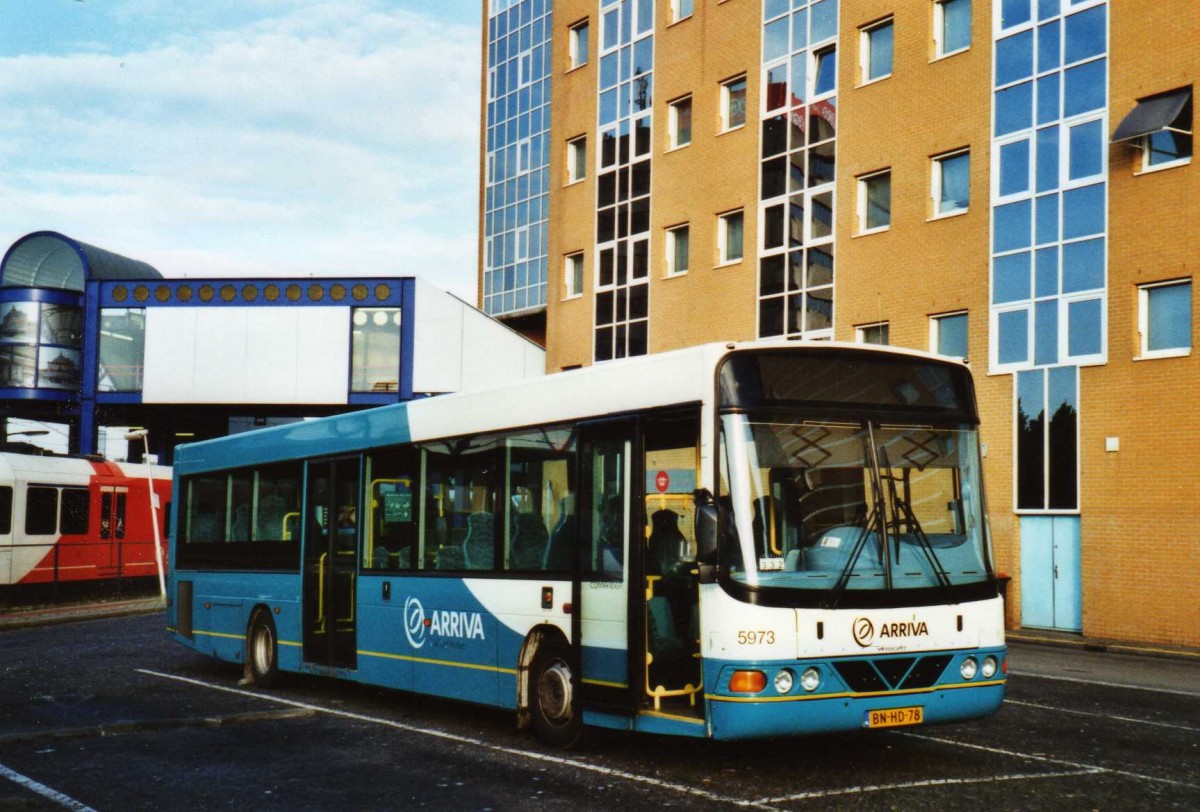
[282,512,300,541]
[643,575,702,710]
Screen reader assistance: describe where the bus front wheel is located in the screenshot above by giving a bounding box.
[246,609,279,688]
[529,640,582,748]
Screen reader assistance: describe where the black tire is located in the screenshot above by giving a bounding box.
[246,609,280,688]
[529,639,583,748]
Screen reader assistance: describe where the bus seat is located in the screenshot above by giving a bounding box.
[647,595,685,662]
[784,549,801,570]
[463,512,495,570]
[510,512,548,570]
[543,508,575,571]
[647,509,686,577]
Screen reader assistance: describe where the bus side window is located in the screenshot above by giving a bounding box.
[0,485,14,535]
[364,447,418,571]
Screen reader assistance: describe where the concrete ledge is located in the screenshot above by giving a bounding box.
[0,596,164,631]
[1007,628,1200,662]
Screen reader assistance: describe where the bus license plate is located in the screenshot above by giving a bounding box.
[867,706,923,729]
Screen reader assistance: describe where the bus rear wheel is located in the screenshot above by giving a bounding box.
[529,640,582,748]
[246,609,279,688]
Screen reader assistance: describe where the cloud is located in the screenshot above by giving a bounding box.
[0,1,482,299]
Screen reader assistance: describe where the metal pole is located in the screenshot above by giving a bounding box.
[127,429,166,603]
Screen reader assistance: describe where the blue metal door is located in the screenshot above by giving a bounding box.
[1019,516,1081,632]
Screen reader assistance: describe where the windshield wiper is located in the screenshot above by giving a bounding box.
[824,502,882,609]
[878,447,953,594]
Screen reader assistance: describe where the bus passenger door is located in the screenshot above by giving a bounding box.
[302,457,360,669]
[577,420,640,713]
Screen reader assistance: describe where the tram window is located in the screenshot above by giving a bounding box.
[364,448,417,571]
[25,486,58,536]
[0,486,11,535]
[60,488,89,535]
[506,428,575,573]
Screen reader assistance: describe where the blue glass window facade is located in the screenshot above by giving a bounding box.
[593,0,654,362]
[991,0,1107,372]
[484,0,552,317]
[758,0,838,339]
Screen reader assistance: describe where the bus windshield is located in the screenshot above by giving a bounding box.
[720,414,992,600]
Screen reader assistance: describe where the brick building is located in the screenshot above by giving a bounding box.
[478,0,1198,648]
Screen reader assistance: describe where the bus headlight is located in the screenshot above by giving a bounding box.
[960,657,978,680]
[981,655,998,679]
[773,669,794,694]
[800,666,821,693]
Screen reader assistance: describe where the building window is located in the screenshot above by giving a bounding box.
[934,0,971,58]
[671,0,693,23]
[1139,280,1192,357]
[857,322,890,345]
[718,211,744,264]
[860,18,894,84]
[933,149,970,215]
[97,308,145,392]
[931,312,969,359]
[569,19,589,69]
[567,135,587,183]
[1016,366,1078,511]
[666,224,689,276]
[1145,95,1193,170]
[351,308,401,393]
[721,76,747,131]
[669,96,692,148]
[858,170,892,232]
[813,46,837,98]
[564,253,585,298]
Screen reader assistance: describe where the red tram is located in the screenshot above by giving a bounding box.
[0,451,172,589]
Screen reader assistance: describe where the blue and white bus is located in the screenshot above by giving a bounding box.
[167,341,1006,746]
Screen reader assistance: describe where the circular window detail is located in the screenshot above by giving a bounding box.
[352,284,368,301]
[155,285,171,302]
[112,286,128,303]
[220,284,236,302]
[133,285,150,303]
[177,285,193,302]
[199,284,215,302]
[242,284,258,302]
[286,284,301,302]
[308,284,324,302]
[374,284,391,301]
[330,284,346,302]
[264,284,280,302]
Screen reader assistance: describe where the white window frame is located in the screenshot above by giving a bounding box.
[517,49,534,88]
[859,17,894,86]
[1060,292,1107,366]
[1137,279,1192,359]
[568,19,589,70]
[567,135,587,184]
[1139,131,1193,173]
[931,148,971,217]
[989,303,1033,373]
[992,134,1033,202]
[564,252,585,298]
[857,169,892,234]
[671,0,694,23]
[1062,114,1107,189]
[929,311,970,358]
[855,321,890,345]
[666,224,690,276]
[720,75,748,132]
[933,0,971,60]
[811,45,838,101]
[717,209,745,265]
[515,226,530,261]
[668,95,693,149]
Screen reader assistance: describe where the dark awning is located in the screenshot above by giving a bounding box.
[1112,88,1192,142]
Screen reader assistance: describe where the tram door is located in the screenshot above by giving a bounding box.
[303,457,360,668]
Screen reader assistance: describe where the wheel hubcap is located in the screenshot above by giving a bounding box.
[537,660,573,724]
[254,627,273,672]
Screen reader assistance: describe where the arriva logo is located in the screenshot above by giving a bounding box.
[852,616,929,647]
[402,596,487,650]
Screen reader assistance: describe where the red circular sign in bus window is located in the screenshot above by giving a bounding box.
[655,470,670,493]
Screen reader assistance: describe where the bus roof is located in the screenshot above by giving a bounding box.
[173,340,968,475]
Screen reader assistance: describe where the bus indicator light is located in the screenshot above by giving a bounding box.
[730,670,767,693]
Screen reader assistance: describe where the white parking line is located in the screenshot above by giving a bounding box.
[135,669,779,811]
[1009,669,1200,699]
[1006,698,1200,733]
[0,763,99,812]
[760,768,1102,803]
[898,731,1200,791]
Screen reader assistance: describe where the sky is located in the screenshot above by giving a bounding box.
[0,0,484,301]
